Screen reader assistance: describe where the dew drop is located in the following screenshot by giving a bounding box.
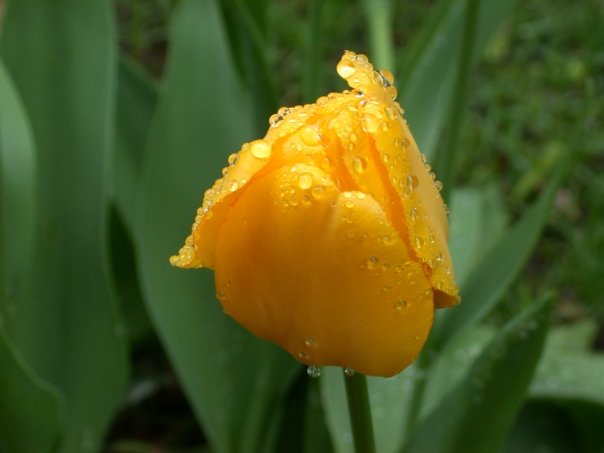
[406,174,419,192]
[297,173,313,190]
[307,366,321,378]
[300,126,321,145]
[349,132,358,143]
[380,69,395,86]
[366,255,379,270]
[410,207,418,222]
[393,137,402,148]
[414,236,424,249]
[352,156,367,174]
[250,141,271,159]
[435,180,443,191]
[382,284,392,292]
[305,337,317,347]
[336,61,356,79]
[228,153,239,165]
[361,115,380,133]
[298,350,308,359]
[230,181,239,192]
[269,114,283,127]
[344,367,356,377]
[396,299,408,311]
[312,184,326,199]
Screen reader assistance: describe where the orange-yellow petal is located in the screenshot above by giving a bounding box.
[213,163,434,377]
[334,50,459,307]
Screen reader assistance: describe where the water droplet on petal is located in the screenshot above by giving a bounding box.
[361,115,380,132]
[344,367,356,377]
[410,207,418,222]
[406,174,419,192]
[366,255,379,270]
[307,366,321,378]
[230,181,239,192]
[352,156,367,174]
[250,141,271,159]
[297,173,313,190]
[414,236,424,249]
[228,153,239,165]
[269,114,283,127]
[336,61,356,79]
[305,337,317,347]
[396,299,408,311]
[312,184,326,199]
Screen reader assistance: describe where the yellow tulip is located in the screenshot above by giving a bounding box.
[171,51,459,377]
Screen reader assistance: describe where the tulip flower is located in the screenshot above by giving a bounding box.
[171,51,459,377]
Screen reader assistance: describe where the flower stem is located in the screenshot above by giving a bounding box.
[344,371,376,453]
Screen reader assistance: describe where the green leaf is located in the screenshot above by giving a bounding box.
[504,401,580,453]
[113,56,158,234]
[362,0,395,71]
[134,1,299,451]
[530,322,604,406]
[448,186,507,287]
[420,325,494,420]
[0,2,128,451]
[0,329,62,453]
[400,0,514,160]
[403,295,552,453]
[430,178,558,350]
[217,0,277,135]
[0,57,37,322]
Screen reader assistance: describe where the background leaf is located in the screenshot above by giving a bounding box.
[0,330,62,453]
[403,295,552,453]
[134,1,299,451]
[0,1,128,451]
[448,186,507,287]
[0,58,60,453]
[430,177,559,350]
[400,0,515,160]
[113,56,158,234]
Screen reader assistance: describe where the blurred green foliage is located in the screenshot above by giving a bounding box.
[0,0,602,452]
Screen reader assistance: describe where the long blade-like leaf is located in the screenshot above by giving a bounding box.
[400,0,514,160]
[430,178,558,350]
[0,2,128,451]
[403,295,552,453]
[0,330,62,453]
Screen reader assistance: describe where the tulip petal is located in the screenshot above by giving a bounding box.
[213,163,434,377]
[335,50,460,307]
[170,137,277,268]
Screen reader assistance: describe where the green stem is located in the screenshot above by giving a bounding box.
[434,0,481,203]
[344,372,376,453]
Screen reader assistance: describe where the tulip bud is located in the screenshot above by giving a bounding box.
[171,51,459,377]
